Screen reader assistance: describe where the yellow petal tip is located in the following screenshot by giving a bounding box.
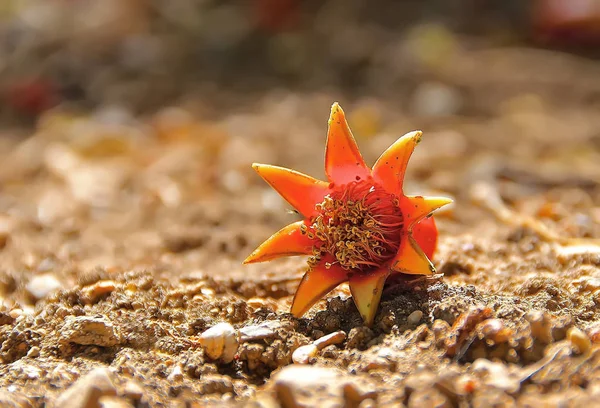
[329,102,345,122]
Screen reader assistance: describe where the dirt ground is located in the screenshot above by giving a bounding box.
[0,45,600,407]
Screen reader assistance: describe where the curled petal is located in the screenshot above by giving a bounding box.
[411,217,438,259]
[291,263,348,318]
[402,195,453,228]
[252,163,329,218]
[371,131,422,195]
[390,233,435,275]
[349,268,390,326]
[244,221,314,264]
[325,103,370,184]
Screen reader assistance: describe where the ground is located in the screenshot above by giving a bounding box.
[0,46,600,407]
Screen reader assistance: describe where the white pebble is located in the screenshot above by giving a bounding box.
[292,344,318,364]
[198,322,238,363]
[407,310,424,325]
[313,331,346,350]
[26,274,63,301]
[167,365,183,382]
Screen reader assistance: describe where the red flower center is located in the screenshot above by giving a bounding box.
[301,179,404,273]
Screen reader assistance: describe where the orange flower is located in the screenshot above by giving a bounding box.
[245,103,452,325]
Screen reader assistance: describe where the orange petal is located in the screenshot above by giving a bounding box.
[291,263,348,318]
[349,268,390,326]
[371,130,422,195]
[390,233,435,275]
[402,195,453,228]
[253,163,329,218]
[412,217,438,259]
[244,221,314,264]
[325,103,370,184]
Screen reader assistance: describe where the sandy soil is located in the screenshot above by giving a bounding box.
[0,47,600,408]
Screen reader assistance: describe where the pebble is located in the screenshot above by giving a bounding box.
[198,322,238,363]
[60,315,122,347]
[25,274,63,301]
[98,396,134,408]
[123,381,144,401]
[404,370,437,393]
[167,365,183,382]
[471,359,520,393]
[567,327,592,354]
[292,331,347,364]
[313,330,346,350]
[292,344,318,364]
[525,310,553,344]
[9,309,24,319]
[27,346,40,358]
[270,365,375,408]
[478,319,513,344]
[54,367,117,408]
[239,321,280,342]
[82,280,116,304]
[407,310,424,325]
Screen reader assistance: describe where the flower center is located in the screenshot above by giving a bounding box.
[301,179,404,273]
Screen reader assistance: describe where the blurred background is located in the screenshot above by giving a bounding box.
[2,0,600,118]
[0,0,598,277]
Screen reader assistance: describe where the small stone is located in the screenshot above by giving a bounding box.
[478,319,513,344]
[292,344,318,364]
[60,315,122,347]
[568,327,591,354]
[365,357,393,371]
[407,310,424,325]
[55,367,117,408]
[405,370,437,393]
[123,381,144,401]
[246,297,268,309]
[239,321,281,342]
[82,280,116,304]
[27,346,40,358]
[270,365,375,408]
[313,330,346,350]
[167,365,183,382]
[25,274,63,301]
[98,396,134,408]
[471,359,520,393]
[9,309,23,319]
[525,310,553,344]
[198,322,238,363]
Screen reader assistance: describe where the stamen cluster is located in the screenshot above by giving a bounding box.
[301,180,404,273]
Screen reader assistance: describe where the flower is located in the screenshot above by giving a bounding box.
[244,103,452,325]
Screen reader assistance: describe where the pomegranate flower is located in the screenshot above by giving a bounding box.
[244,103,452,325]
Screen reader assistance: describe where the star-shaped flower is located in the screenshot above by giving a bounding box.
[245,103,452,325]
